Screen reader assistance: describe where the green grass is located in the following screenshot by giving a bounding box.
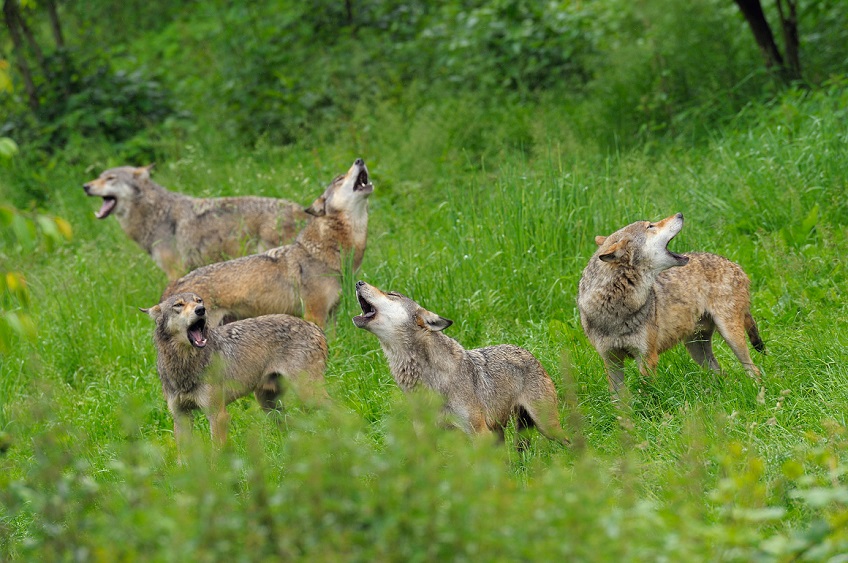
[1,85,848,559]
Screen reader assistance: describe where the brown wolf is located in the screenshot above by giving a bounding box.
[577,213,765,396]
[353,281,571,446]
[141,292,328,457]
[83,164,310,280]
[162,158,373,328]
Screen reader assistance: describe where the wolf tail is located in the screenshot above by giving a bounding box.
[745,312,766,354]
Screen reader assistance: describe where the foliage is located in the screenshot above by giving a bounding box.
[1,53,184,159]
[4,0,848,151]
[0,139,72,354]
[1,1,847,559]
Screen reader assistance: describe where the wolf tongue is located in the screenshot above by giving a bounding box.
[189,327,206,346]
[95,198,116,219]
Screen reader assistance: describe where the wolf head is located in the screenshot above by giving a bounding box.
[141,292,209,349]
[593,213,689,273]
[305,158,373,218]
[352,281,452,341]
[83,164,154,220]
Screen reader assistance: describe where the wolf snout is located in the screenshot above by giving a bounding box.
[356,280,365,288]
[83,183,91,194]
[355,158,364,166]
[675,212,684,220]
[195,305,206,317]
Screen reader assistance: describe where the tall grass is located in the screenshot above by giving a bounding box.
[1,85,847,558]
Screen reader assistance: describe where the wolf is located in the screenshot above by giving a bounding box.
[353,281,571,446]
[163,158,373,328]
[83,164,310,280]
[577,212,765,396]
[141,292,328,457]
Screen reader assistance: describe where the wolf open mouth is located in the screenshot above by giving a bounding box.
[354,168,373,193]
[95,197,117,219]
[353,294,377,325]
[665,228,690,266]
[187,317,208,348]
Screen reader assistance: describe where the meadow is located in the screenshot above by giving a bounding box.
[2,1,848,560]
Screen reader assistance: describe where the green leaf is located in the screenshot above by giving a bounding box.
[36,215,62,246]
[5,272,30,308]
[801,204,819,238]
[55,217,73,240]
[733,506,787,522]
[10,214,36,248]
[0,205,13,227]
[790,486,848,507]
[0,137,18,160]
[4,311,36,341]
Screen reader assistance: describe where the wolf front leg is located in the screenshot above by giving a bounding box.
[603,351,628,398]
[206,405,232,447]
[167,399,193,463]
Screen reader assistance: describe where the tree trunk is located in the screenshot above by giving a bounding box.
[45,0,65,49]
[345,0,353,26]
[733,0,788,79]
[14,5,47,73]
[3,0,39,109]
[776,0,801,81]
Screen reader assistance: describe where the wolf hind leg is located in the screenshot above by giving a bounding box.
[511,408,534,452]
[685,329,721,373]
[254,373,283,412]
[714,314,761,380]
[519,394,571,447]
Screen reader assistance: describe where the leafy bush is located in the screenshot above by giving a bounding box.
[1,53,184,159]
[207,0,598,144]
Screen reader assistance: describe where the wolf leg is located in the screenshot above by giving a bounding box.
[521,401,571,447]
[152,244,184,281]
[254,373,283,412]
[637,350,659,377]
[603,351,627,396]
[168,399,193,463]
[206,407,232,446]
[685,330,721,373]
[714,316,761,379]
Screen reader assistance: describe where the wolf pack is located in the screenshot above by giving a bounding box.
[83,159,765,458]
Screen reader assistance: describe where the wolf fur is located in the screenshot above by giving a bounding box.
[83,164,310,280]
[577,213,765,396]
[353,281,570,446]
[163,158,372,328]
[141,292,328,456]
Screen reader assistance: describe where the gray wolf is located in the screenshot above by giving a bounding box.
[163,158,373,328]
[353,281,571,446]
[141,292,328,457]
[83,164,310,280]
[577,212,765,396]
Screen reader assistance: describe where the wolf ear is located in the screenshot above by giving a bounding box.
[594,235,607,246]
[417,308,453,332]
[139,304,162,319]
[305,195,326,217]
[598,240,625,263]
[134,163,155,179]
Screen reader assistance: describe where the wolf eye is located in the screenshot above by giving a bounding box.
[646,224,655,230]
[105,175,116,181]
[173,302,184,308]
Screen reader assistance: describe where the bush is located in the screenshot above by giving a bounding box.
[1,53,184,159]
